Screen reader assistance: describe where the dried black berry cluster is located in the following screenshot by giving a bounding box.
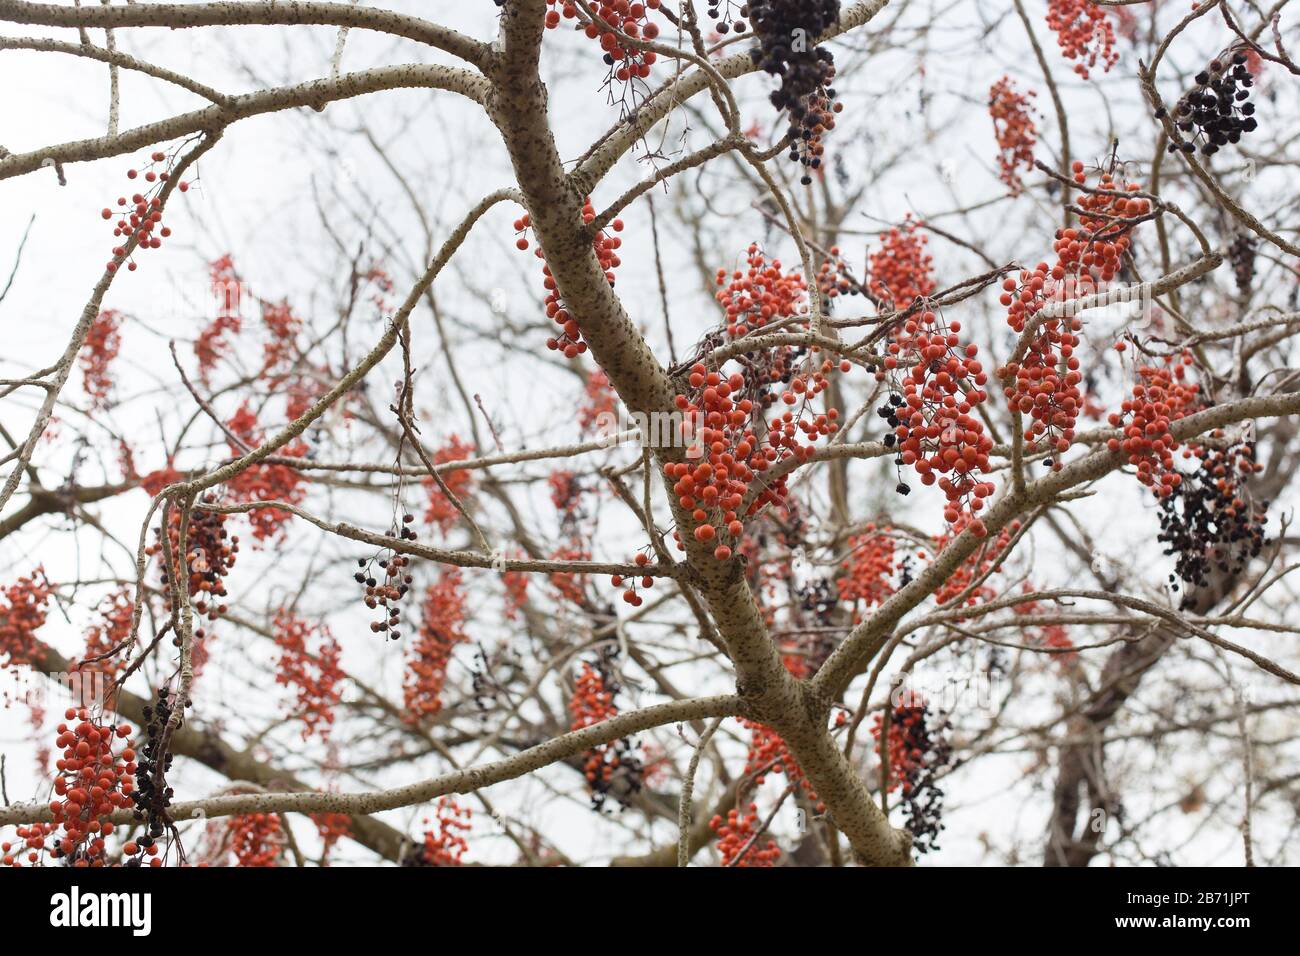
[128,687,176,865]
[894,704,951,856]
[748,0,841,184]
[1158,442,1267,604]
[705,1,749,34]
[1164,51,1257,156]
[1228,232,1257,295]
[793,578,839,669]
[878,391,912,496]
[354,515,416,640]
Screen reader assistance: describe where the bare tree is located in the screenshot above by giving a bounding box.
[0,0,1297,868]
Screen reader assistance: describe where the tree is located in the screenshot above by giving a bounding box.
[0,0,1297,868]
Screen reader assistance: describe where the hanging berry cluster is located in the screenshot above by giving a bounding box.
[667,355,841,560]
[100,150,187,274]
[999,163,1149,465]
[872,698,951,855]
[816,246,860,302]
[514,202,624,358]
[837,525,897,617]
[502,552,530,621]
[80,309,123,411]
[353,515,418,640]
[1158,438,1267,598]
[129,687,176,857]
[609,551,654,607]
[45,710,136,866]
[74,588,134,683]
[404,797,471,866]
[570,650,644,811]
[704,1,749,34]
[714,243,808,337]
[578,369,618,433]
[1045,0,1118,79]
[272,610,345,742]
[711,804,780,866]
[227,813,284,867]
[932,518,1019,607]
[1228,233,1257,296]
[1106,352,1202,497]
[545,1,663,92]
[196,255,243,384]
[742,720,823,812]
[879,302,994,531]
[0,568,51,670]
[867,217,936,309]
[259,299,303,378]
[748,0,842,184]
[223,402,309,542]
[312,812,351,864]
[403,569,469,722]
[1166,51,1257,157]
[148,500,238,631]
[423,435,476,533]
[1013,589,1078,667]
[988,77,1039,195]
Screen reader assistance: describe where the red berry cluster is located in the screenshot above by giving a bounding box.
[1046,0,1118,79]
[999,163,1149,464]
[710,804,780,866]
[1106,352,1202,496]
[74,588,134,682]
[714,244,807,338]
[423,435,476,533]
[868,217,936,309]
[406,797,471,866]
[570,651,644,811]
[879,303,994,530]
[549,545,592,607]
[272,609,345,742]
[610,551,654,607]
[0,568,51,670]
[259,299,302,378]
[312,812,351,864]
[742,720,824,812]
[502,556,530,621]
[80,309,123,411]
[989,77,1039,195]
[837,524,897,615]
[578,369,619,433]
[931,518,1019,606]
[228,813,284,867]
[100,151,186,274]
[196,254,243,385]
[515,202,625,358]
[1013,588,1078,667]
[545,1,663,86]
[45,710,136,866]
[224,402,309,542]
[403,569,468,722]
[668,357,841,560]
